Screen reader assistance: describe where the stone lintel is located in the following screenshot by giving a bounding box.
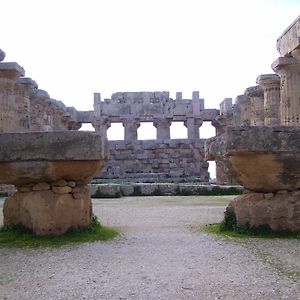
[77,111,94,123]
[0,62,25,80]
[225,126,300,153]
[0,131,106,162]
[276,15,300,57]
[256,74,280,86]
[271,56,300,72]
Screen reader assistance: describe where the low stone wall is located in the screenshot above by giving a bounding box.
[97,139,209,181]
[89,183,243,197]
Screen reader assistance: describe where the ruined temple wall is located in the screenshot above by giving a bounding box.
[97,139,209,181]
[92,91,218,182]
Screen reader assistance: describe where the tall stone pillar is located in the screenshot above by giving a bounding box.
[256,74,280,125]
[237,95,251,126]
[272,54,300,125]
[0,62,25,132]
[123,119,140,141]
[244,86,264,126]
[153,118,171,140]
[184,118,202,139]
[16,78,38,131]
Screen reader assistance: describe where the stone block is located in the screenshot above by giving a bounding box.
[3,190,91,235]
[230,191,300,231]
[97,184,121,197]
[52,179,68,187]
[139,184,159,195]
[157,183,179,194]
[32,182,50,191]
[120,184,134,196]
[67,181,76,188]
[52,186,72,194]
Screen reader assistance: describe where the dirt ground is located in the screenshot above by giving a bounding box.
[1,195,300,300]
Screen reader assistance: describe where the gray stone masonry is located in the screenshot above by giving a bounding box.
[97,139,209,181]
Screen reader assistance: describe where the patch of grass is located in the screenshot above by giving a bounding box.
[203,209,300,238]
[203,222,300,239]
[0,215,119,248]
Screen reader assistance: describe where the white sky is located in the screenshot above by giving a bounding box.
[1,0,299,111]
[1,0,299,178]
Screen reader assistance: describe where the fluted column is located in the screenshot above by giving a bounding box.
[123,119,140,141]
[256,74,280,125]
[153,118,171,140]
[233,95,251,126]
[0,62,25,132]
[184,118,202,139]
[244,86,264,126]
[272,54,300,125]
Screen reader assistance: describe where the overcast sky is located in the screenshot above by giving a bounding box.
[1,0,299,110]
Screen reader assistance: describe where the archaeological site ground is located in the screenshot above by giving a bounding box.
[0,13,300,300]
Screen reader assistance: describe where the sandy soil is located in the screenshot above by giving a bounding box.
[0,195,299,300]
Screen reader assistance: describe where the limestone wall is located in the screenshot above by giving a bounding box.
[97,139,209,181]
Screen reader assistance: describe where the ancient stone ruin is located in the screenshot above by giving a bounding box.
[0,50,107,235]
[1,15,300,235]
[206,15,300,231]
[92,91,218,181]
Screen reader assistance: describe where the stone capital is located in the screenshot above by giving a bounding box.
[29,89,50,100]
[244,86,263,98]
[0,62,25,80]
[271,56,300,73]
[256,74,280,87]
[153,118,172,128]
[122,119,140,128]
[16,77,38,90]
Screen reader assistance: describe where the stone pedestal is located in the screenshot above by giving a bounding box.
[4,184,91,235]
[206,126,300,231]
[229,191,300,231]
[0,131,107,235]
[256,74,281,125]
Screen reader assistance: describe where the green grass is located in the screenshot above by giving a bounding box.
[203,222,300,239]
[0,215,119,248]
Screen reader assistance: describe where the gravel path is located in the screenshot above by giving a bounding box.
[1,196,300,300]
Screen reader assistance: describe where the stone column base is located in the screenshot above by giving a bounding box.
[3,182,92,235]
[229,191,300,231]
